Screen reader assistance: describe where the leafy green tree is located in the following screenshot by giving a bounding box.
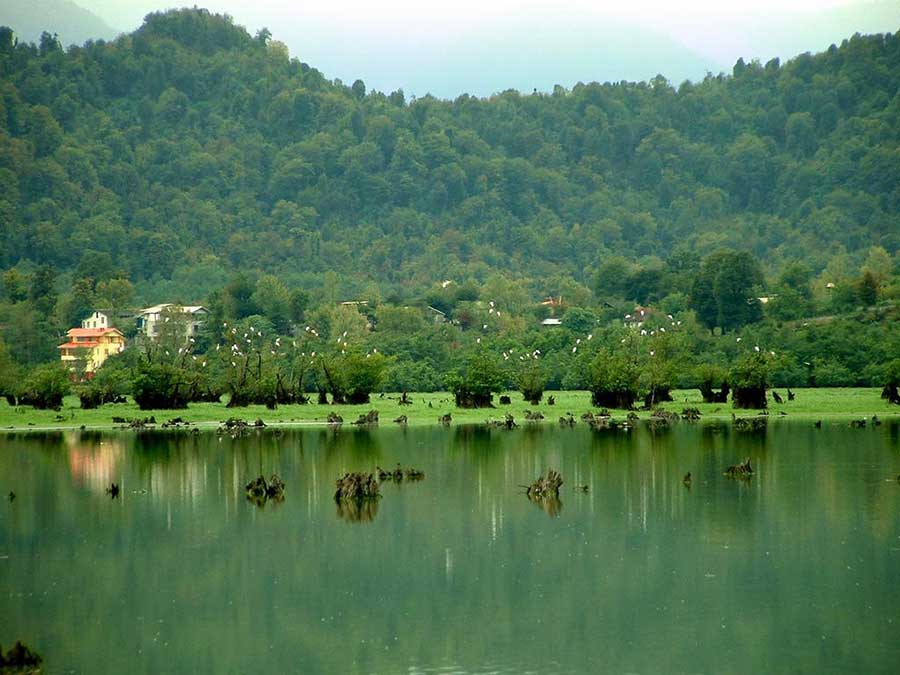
[730,351,770,409]
[446,348,507,408]
[587,345,640,409]
[19,363,71,409]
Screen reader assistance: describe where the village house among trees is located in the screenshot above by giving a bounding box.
[58,311,125,375]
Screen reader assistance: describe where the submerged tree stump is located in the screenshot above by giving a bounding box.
[334,472,381,522]
[351,410,379,426]
[724,458,754,479]
[245,474,285,506]
[0,641,42,669]
[558,413,576,426]
[526,469,564,517]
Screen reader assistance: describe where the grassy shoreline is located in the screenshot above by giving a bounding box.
[0,388,897,432]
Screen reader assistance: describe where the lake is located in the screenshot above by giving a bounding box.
[2,421,899,673]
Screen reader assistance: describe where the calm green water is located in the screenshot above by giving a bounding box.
[2,421,899,674]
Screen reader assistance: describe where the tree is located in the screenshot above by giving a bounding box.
[19,364,71,409]
[446,348,507,408]
[730,351,770,409]
[515,356,546,405]
[713,251,764,332]
[587,346,640,409]
[691,250,763,333]
[856,270,879,306]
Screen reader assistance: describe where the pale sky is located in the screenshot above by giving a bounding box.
[75,0,900,97]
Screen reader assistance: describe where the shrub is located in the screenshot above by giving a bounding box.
[19,364,71,409]
[588,348,640,409]
[515,358,546,405]
[446,349,506,408]
[730,351,770,409]
[132,362,189,410]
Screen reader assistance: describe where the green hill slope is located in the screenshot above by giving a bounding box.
[0,8,898,298]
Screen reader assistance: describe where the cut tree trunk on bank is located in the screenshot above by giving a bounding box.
[591,389,637,409]
[733,387,767,409]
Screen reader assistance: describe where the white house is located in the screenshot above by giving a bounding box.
[541,318,562,327]
[81,311,111,330]
[137,304,208,339]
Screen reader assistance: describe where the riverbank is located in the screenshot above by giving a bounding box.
[0,388,897,432]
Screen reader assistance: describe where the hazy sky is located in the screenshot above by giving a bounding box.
[75,0,900,97]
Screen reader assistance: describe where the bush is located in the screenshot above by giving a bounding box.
[881,359,900,404]
[77,365,131,409]
[19,364,71,409]
[588,348,640,409]
[730,351,770,409]
[319,351,389,404]
[132,362,189,410]
[446,349,506,408]
[515,358,546,405]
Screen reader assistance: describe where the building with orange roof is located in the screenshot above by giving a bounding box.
[58,324,126,374]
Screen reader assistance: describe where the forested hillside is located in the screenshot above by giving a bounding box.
[0,8,898,302]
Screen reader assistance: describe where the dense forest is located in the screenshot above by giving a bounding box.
[0,8,898,397]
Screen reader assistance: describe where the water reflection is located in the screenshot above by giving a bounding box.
[1,422,899,674]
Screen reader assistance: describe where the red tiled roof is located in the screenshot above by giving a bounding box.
[59,341,100,349]
[67,327,123,337]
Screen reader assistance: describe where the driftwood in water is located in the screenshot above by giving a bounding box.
[393,414,408,425]
[106,483,120,498]
[351,410,379,426]
[326,412,343,425]
[681,407,701,421]
[850,418,867,428]
[524,410,544,421]
[245,474,285,506]
[724,458,754,479]
[438,413,452,425]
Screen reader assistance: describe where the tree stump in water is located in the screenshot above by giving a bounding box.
[526,469,564,517]
[334,473,381,521]
[724,458,754,479]
[351,410,379,426]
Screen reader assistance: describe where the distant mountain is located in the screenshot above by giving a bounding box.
[0,0,119,48]
[272,8,724,99]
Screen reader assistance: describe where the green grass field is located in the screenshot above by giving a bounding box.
[0,388,896,432]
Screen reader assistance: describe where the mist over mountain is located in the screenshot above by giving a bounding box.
[0,0,119,47]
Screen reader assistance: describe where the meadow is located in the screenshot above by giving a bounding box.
[0,388,896,432]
